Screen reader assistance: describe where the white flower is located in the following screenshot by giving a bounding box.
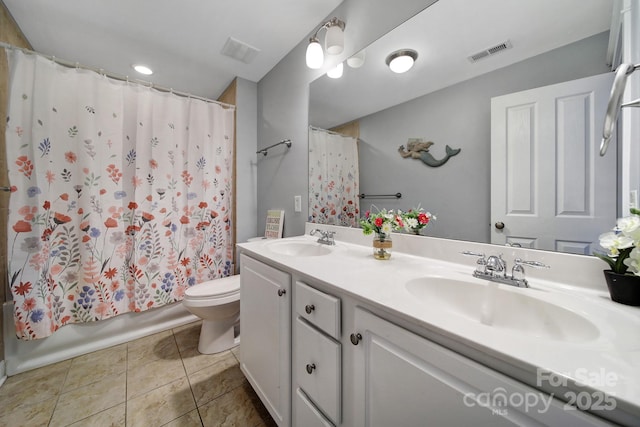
[599,231,634,257]
[381,221,392,234]
[616,216,640,241]
[624,247,640,276]
[404,217,418,229]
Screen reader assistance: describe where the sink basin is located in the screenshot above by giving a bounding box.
[405,277,599,342]
[266,240,332,257]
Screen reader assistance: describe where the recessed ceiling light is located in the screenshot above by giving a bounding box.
[385,49,418,74]
[133,64,153,75]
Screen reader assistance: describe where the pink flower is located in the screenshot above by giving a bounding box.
[65,151,77,163]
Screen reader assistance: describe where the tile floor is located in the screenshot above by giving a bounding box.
[0,321,277,427]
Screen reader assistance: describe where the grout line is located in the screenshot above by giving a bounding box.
[172,325,205,426]
[47,357,73,426]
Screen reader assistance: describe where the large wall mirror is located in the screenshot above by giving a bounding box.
[308,0,618,255]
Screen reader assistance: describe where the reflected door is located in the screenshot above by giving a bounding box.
[491,73,616,254]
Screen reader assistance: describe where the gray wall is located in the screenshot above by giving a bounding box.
[235,78,259,243]
[256,0,436,237]
[357,32,611,244]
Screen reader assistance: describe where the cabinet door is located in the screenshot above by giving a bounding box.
[240,254,291,427]
[352,308,611,427]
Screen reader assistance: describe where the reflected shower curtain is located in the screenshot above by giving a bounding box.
[5,49,235,339]
[308,127,359,226]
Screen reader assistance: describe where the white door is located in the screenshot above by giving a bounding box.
[491,73,616,254]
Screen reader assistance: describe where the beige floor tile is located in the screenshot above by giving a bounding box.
[50,371,126,427]
[0,395,57,427]
[198,382,265,427]
[128,331,181,370]
[67,402,126,427]
[188,353,245,407]
[162,409,204,427]
[173,322,202,353]
[172,320,202,335]
[63,343,127,392]
[180,346,234,375]
[127,356,187,398]
[126,376,196,427]
[0,360,70,412]
[230,345,240,362]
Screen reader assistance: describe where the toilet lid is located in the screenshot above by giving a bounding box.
[185,276,240,299]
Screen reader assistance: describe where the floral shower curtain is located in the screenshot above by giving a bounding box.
[5,49,235,340]
[308,127,359,226]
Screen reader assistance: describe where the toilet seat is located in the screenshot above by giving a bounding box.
[185,275,239,299]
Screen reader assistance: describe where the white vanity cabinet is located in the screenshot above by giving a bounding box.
[238,250,619,427]
[239,254,291,427]
[350,307,612,427]
[293,281,342,426]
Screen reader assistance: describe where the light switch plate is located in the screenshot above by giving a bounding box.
[294,195,302,212]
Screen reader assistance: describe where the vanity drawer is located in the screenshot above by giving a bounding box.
[295,281,341,339]
[295,388,335,427]
[295,317,341,424]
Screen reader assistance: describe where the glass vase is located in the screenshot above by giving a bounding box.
[373,232,393,260]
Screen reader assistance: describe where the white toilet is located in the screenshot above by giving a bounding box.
[182,275,240,354]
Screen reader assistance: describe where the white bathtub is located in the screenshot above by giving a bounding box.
[3,301,198,375]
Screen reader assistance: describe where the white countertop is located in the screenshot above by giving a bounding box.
[237,225,640,425]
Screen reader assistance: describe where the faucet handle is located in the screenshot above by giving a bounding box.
[514,258,550,269]
[461,250,485,258]
[461,251,487,273]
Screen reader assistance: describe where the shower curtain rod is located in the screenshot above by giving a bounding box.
[309,125,351,137]
[0,42,235,109]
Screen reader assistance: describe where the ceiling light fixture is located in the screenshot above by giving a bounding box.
[133,64,153,75]
[385,49,418,74]
[306,17,346,69]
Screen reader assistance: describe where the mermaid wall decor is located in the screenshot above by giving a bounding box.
[398,138,461,167]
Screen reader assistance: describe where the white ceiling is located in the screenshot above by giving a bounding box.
[309,0,614,129]
[3,0,344,99]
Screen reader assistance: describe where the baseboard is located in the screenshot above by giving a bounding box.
[4,301,198,376]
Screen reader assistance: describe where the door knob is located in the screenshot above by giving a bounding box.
[350,333,362,345]
[277,288,286,297]
[305,304,315,314]
[494,221,505,230]
[306,363,316,374]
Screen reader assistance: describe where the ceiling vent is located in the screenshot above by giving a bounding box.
[221,37,260,64]
[467,40,513,63]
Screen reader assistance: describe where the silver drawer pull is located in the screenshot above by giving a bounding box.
[350,333,362,345]
[305,304,315,314]
[277,288,286,297]
[306,363,316,374]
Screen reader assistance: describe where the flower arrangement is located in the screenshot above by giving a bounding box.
[595,209,640,275]
[400,206,436,234]
[359,208,404,236]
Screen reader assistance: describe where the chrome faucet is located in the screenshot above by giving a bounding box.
[310,229,336,245]
[462,251,549,288]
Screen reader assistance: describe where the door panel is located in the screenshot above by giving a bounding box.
[491,73,616,254]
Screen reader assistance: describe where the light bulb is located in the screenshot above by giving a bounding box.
[389,56,414,73]
[347,50,366,68]
[133,64,153,75]
[327,62,343,79]
[306,39,324,69]
[325,24,344,55]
